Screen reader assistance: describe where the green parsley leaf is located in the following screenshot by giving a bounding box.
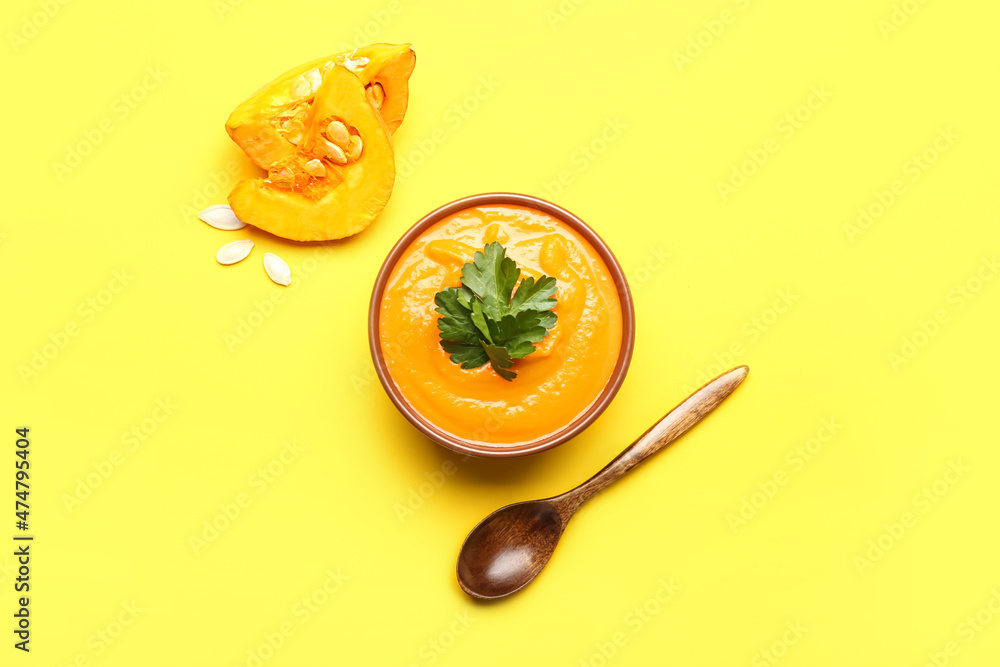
[461,242,520,320]
[481,344,516,381]
[434,243,558,381]
[508,275,558,315]
[433,287,479,345]
[470,299,493,343]
[440,340,490,369]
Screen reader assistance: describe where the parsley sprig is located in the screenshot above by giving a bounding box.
[434,242,558,381]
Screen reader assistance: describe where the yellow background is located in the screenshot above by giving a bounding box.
[3,0,999,664]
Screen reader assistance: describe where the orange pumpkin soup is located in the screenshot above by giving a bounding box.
[378,204,623,445]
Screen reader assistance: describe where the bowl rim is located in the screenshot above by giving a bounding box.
[367,192,635,458]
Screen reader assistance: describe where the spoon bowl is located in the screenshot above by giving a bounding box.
[456,366,749,599]
[457,500,567,599]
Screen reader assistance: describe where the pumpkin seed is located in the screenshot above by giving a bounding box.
[342,56,370,73]
[366,83,385,109]
[319,139,348,165]
[304,159,326,178]
[199,204,246,230]
[303,68,322,93]
[263,252,291,286]
[217,239,254,265]
[269,166,296,188]
[346,134,363,161]
[289,75,311,99]
[325,120,350,148]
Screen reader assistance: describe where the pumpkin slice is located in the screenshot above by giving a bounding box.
[226,43,415,171]
[228,65,395,241]
[354,43,416,134]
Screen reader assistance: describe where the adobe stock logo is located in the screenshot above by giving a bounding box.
[681,287,799,396]
[920,589,1000,667]
[18,269,134,385]
[673,0,754,72]
[716,86,833,202]
[887,255,997,371]
[188,440,306,556]
[334,0,410,51]
[404,612,476,667]
[62,398,177,514]
[393,457,467,524]
[395,75,501,183]
[853,459,969,575]
[843,127,959,243]
[232,567,349,667]
[577,579,681,667]
[537,117,628,201]
[55,601,145,665]
[545,0,589,30]
[751,621,808,667]
[727,418,843,533]
[878,0,932,39]
[8,0,72,53]
[51,66,169,182]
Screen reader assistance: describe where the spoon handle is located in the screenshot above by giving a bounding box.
[554,365,749,515]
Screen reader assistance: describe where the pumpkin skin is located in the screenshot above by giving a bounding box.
[226,43,415,171]
[228,65,395,242]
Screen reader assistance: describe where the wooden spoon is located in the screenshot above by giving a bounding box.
[456,365,749,599]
